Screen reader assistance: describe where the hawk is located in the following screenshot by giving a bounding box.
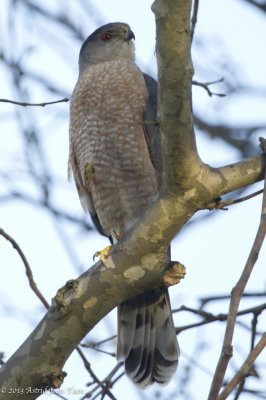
[68,22,179,387]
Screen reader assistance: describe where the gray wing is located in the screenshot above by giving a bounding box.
[68,142,112,241]
[142,73,163,185]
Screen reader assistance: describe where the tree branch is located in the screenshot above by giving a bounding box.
[174,303,266,333]
[207,147,266,400]
[0,228,50,309]
[0,226,174,399]
[191,0,199,41]
[218,333,266,400]
[204,155,266,203]
[192,78,225,97]
[200,291,266,308]
[207,188,264,211]
[152,0,201,190]
[0,98,69,107]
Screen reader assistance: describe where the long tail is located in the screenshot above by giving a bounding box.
[117,287,179,388]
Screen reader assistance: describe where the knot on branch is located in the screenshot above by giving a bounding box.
[51,279,80,313]
[207,187,265,211]
[43,371,67,389]
[207,197,228,211]
[163,261,186,287]
[222,345,233,360]
[248,366,260,378]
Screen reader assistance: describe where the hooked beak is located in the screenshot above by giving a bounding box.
[125,29,135,41]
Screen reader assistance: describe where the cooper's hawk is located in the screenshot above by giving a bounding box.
[68,22,179,387]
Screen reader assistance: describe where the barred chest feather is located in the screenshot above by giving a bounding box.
[69,59,158,237]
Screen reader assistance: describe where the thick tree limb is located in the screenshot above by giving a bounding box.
[207,155,265,199]
[0,232,172,400]
[152,0,201,190]
[0,1,265,399]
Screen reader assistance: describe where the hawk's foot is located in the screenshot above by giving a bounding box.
[93,245,112,263]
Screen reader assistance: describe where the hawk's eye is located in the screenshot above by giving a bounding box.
[101,32,112,41]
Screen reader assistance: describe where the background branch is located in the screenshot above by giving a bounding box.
[0,228,50,309]
[207,148,266,400]
[207,188,264,211]
[218,333,266,400]
[0,98,69,107]
[191,0,199,41]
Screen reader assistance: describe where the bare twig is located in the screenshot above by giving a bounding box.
[218,333,266,400]
[88,363,123,400]
[192,78,225,97]
[81,335,117,357]
[207,142,266,400]
[0,228,50,309]
[207,189,264,211]
[86,335,117,347]
[233,380,246,400]
[0,192,92,231]
[0,97,69,107]
[81,344,116,357]
[76,347,118,400]
[200,292,266,308]
[19,0,85,40]
[174,303,266,334]
[191,0,199,41]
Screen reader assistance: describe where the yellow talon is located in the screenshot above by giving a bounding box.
[93,245,112,263]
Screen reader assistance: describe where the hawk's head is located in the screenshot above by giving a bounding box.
[79,22,135,74]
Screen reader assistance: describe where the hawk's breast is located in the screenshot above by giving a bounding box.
[69,59,158,236]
